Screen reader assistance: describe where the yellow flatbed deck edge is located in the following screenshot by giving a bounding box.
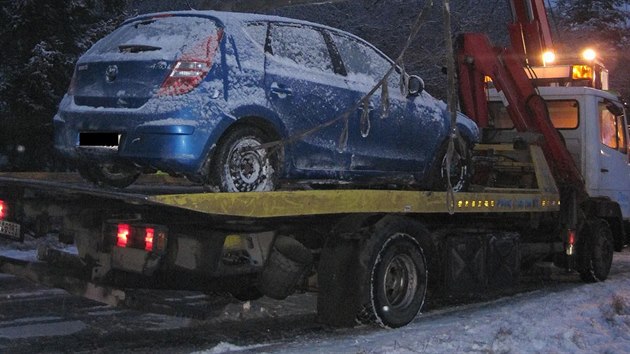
[148,189,561,218]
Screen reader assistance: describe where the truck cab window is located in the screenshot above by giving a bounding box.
[599,102,627,153]
[488,100,578,129]
[617,115,627,154]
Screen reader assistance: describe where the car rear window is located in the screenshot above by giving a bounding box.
[86,15,220,59]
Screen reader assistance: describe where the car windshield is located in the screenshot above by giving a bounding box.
[85,15,220,60]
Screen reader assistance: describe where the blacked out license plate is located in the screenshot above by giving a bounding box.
[0,220,22,241]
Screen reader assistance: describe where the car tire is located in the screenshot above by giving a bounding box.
[357,218,429,328]
[78,162,140,188]
[211,126,279,192]
[431,138,472,192]
[231,286,264,302]
[578,218,614,283]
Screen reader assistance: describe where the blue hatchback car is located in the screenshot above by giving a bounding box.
[54,11,479,192]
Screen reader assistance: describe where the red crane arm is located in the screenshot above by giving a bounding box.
[508,0,554,65]
[457,33,585,193]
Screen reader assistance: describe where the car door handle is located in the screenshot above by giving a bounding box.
[270,82,293,97]
[601,168,609,173]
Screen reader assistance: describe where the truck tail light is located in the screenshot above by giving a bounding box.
[117,224,130,248]
[158,30,223,96]
[566,228,576,256]
[144,228,154,252]
[143,227,168,253]
[110,222,167,253]
[0,200,5,219]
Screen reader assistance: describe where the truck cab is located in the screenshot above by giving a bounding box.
[487,86,630,242]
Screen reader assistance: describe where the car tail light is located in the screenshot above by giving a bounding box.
[0,200,5,219]
[158,30,223,96]
[117,224,130,247]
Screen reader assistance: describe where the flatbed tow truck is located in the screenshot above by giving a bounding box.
[0,0,628,329]
[0,141,617,329]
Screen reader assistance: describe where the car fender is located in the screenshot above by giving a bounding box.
[198,104,292,174]
[455,112,481,144]
[228,104,290,140]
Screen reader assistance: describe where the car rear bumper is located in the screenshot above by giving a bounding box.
[53,97,228,175]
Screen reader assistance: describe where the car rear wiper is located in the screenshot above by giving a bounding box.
[134,20,155,28]
[118,44,162,53]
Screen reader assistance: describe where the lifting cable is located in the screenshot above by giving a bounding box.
[252,0,436,154]
[442,0,462,215]
[247,0,463,213]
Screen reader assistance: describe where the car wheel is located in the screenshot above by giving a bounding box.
[432,139,472,192]
[77,164,99,185]
[231,286,263,302]
[578,218,614,283]
[357,218,429,328]
[78,162,140,188]
[212,126,279,192]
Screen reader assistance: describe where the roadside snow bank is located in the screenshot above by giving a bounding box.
[0,234,77,261]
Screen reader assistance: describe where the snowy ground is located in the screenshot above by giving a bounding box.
[2,236,630,353]
[199,252,630,354]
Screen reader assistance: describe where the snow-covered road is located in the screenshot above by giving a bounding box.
[2,237,630,353]
[230,251,630,354]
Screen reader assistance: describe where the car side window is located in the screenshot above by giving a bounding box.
[268,24,333,73]
[244,22,267,48]
[330,33,398,87]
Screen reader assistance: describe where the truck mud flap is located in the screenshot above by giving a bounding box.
[444,232,520,292]
[487,233,520,287]
[444,234,487,293]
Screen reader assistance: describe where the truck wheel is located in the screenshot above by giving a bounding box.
[578,219,614,283]
[431,139,472,192]
[358,218,429,328]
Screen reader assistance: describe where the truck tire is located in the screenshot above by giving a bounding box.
[357,217,429,328]
[578,219,614,283]
[258,236,312,300]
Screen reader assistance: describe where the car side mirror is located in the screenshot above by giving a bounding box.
[408,75,424,96]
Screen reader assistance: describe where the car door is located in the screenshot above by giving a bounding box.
[264,22,351,177]
[329,32,447,178]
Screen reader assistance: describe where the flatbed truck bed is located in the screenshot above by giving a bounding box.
[0,145,560,218]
